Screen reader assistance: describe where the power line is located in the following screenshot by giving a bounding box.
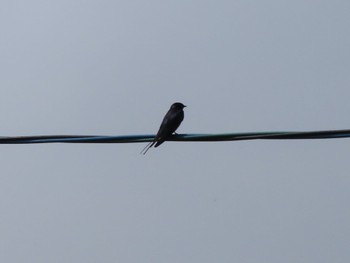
[1,129,350,144]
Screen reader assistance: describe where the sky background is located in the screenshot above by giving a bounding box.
[1,0,350,262]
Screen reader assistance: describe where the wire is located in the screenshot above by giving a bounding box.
[0,129,350,144]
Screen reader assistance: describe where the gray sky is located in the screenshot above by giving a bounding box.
[1,0,350,262]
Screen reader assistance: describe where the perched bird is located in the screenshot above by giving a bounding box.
[141,102,186,154]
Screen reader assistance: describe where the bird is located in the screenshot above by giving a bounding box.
[141,102,186,154]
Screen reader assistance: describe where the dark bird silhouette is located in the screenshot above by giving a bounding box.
[141,102,186,154]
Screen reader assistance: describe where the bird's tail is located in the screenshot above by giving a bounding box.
[154,140,165,148]
[140,141,156,155]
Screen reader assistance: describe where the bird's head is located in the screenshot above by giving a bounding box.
[171,102,186,110]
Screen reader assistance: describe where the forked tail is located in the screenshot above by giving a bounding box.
[140,141,156,155]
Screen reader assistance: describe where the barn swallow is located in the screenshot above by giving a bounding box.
[141,102,186,154]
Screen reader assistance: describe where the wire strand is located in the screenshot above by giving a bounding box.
[0,129,350,144]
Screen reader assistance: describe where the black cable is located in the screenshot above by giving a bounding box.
[0,129,349,144]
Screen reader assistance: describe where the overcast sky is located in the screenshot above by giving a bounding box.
[1,0,350,262]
